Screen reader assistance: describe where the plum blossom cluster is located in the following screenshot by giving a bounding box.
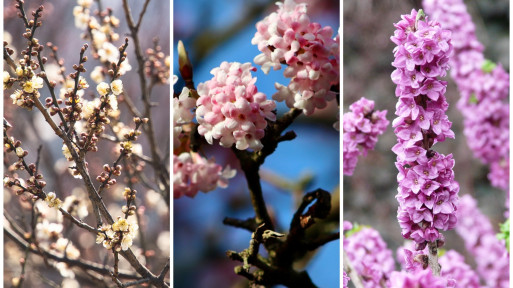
[6,67,44,110]
[390,9,459,248]
[96,217,139,251]
[344,226,395,287]
[456,194,509,288]
[73,0,132,82]
[251,0,339,115]
[343,97,388,175]
[196,61,276,151]
[423,0,510,204]
[173,152,236,198]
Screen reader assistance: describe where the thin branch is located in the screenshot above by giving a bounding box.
[135,0,151,31]
[223,217,257,232]
[5,225,140,279]
[305,232,339,251]
[343,251,365,288]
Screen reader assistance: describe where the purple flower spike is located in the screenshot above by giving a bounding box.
[423,0,509,215]
[391,9,459,248]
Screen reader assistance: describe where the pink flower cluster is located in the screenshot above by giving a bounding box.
[342,271,350,288]
[344,226,395,288]
[173,152,236,198]
[389,269,454,288]
[343,97,388,175]
[456,194,509,288]
[423,0,510,204]
[196,62,276,151]
[438,250,481,288]
[251,0,339,115]
[390,9,459,248]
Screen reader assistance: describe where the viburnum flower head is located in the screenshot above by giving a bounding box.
[196,61,276,151]
[173,152,236,198]
[252,0,339,115]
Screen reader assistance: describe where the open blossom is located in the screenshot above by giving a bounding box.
[456,194,509,288]
[391,9,459,248]
[45,192,62,209]
[196,62,276,151]
[110,79,123,95]
[344,227,395,288]
[423,0,510,211]
[252,0,339,115]
[98,42,120,64]
[343,97,388,175]
[22,75,44,93]
[173,152,236,198]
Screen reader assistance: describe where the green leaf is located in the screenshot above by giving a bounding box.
[482,59,497,73]
[345,223,369,238]
[416,9,425,22]
[469,93,478,104]
[438,248,446,257]
[496,219,509,253]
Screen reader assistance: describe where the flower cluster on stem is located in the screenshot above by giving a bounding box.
[344,226,395,288]
[343,97,388,175]
[391,9,459,250]
[173,152,236,198]
[251,0,339,115]
[196,61,276,151]
[455,194,509,288]
[423,0,510,213]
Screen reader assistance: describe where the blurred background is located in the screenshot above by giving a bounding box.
[173,0,340,287]
[343,0,509,279]
[4,0,170,286]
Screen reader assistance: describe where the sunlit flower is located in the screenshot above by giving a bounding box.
[23,76,44,93]
[97,82,110,96]
[110,79,123,95]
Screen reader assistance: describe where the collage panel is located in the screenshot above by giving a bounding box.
[3,0,170,287]
[173,0,340,287]
[343,0,509,287]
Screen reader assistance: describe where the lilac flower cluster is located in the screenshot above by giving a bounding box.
[456,194,509,288]
[423,0,510,206]
[344,226,395,288]
[389,269,454,288]
[438,250,481,288]
[390,9,459,248]
[343,97,388,175]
